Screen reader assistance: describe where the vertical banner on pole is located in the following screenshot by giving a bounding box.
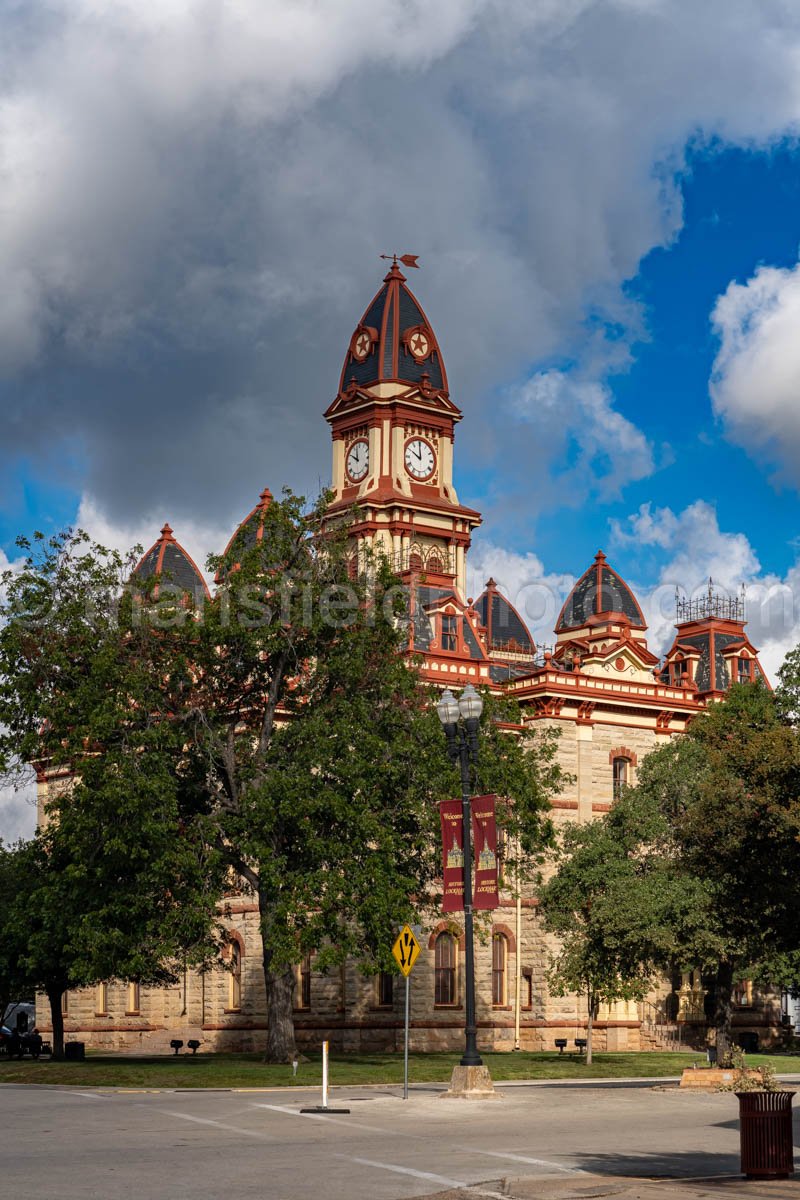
[471,794,500,910]
[440,798,464,912]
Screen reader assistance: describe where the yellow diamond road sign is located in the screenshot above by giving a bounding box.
[392,924,421,976]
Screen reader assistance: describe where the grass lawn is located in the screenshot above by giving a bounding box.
[1,1049,798,1089]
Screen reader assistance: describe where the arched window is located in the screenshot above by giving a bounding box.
[427,553,443,574]
[434,932,457,1006]
[346,556,358,582]
[522,967,533,1010]
[409,551,423,572]
[612,756,630,802]
[492,933,508,1007]
[229,942,242,1011]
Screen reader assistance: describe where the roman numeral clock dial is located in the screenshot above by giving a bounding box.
[346,439,369,482]
[404,438,435,481]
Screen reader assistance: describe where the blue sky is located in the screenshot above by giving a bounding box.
[497,142,800,579]
[5,1,800,838]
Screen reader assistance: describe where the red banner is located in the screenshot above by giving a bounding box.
[439,798,464,912]
[471,794,500,910]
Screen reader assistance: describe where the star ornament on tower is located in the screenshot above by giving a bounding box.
[405,325,432,362]
[350,325,376,362]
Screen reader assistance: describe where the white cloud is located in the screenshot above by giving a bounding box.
[711,262,800,488]
[5,3,800,524]
[75,495,234,584]
[470,499,800,677]
[466,541,575,648]
[0,770,37,845]
[510,371,655,501]
[610,500,800,677]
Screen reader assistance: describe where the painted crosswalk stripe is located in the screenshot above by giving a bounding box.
[341,1155,507,1199]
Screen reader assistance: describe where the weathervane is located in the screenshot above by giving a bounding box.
[380,253,420,269]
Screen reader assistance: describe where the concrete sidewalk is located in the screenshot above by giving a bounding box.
[425,1172,800,1200]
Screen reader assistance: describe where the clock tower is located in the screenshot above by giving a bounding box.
[324,259,480,598]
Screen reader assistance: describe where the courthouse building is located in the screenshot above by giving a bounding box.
[39,262,779,1055]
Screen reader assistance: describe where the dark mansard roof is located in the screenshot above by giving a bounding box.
[338,260,448,395]
[133,524,210,599]
[221,487,274,562]
[409,585,485,661]
[556,550,645,632]
[661,629,765,693]
[474,580,535,653]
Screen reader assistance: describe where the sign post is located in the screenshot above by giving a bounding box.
[392,924,421,1100]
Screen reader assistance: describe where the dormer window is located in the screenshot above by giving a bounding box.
[738,658,751,684]
[441,614,457,651]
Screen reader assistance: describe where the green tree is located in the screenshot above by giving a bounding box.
[0,840,33,1026]
[543,682,800,1057]
[158,489,560,1062]
[1,509,562,1065]
[0,531,222,1057]
[776,645,800,726]
[539,788,707,1063]
[658,683,800,1052]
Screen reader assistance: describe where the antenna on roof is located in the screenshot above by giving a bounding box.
[380,253,420,269]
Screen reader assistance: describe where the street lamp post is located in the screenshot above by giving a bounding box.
[436,682,483,1068]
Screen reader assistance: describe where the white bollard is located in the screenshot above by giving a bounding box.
[300,1037,349,1114]
[321,1040,329,1109]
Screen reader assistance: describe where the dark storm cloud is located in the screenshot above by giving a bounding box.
[3,1,800,535]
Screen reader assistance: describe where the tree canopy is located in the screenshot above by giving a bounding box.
[541,682,800,1055]
[156,489,560,1060]
[0,531,222,1055]
[0,499,563,1062]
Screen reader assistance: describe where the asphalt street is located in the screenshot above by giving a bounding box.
[2,1078,799,1200]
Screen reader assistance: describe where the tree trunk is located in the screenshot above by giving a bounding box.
[46,984,65,1060]
[713,959,735,1060]
[263,964,298,1063]
[258,885,299,1064]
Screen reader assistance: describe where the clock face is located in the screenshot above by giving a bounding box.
[346,439,369,482]
[404,438,435,481]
